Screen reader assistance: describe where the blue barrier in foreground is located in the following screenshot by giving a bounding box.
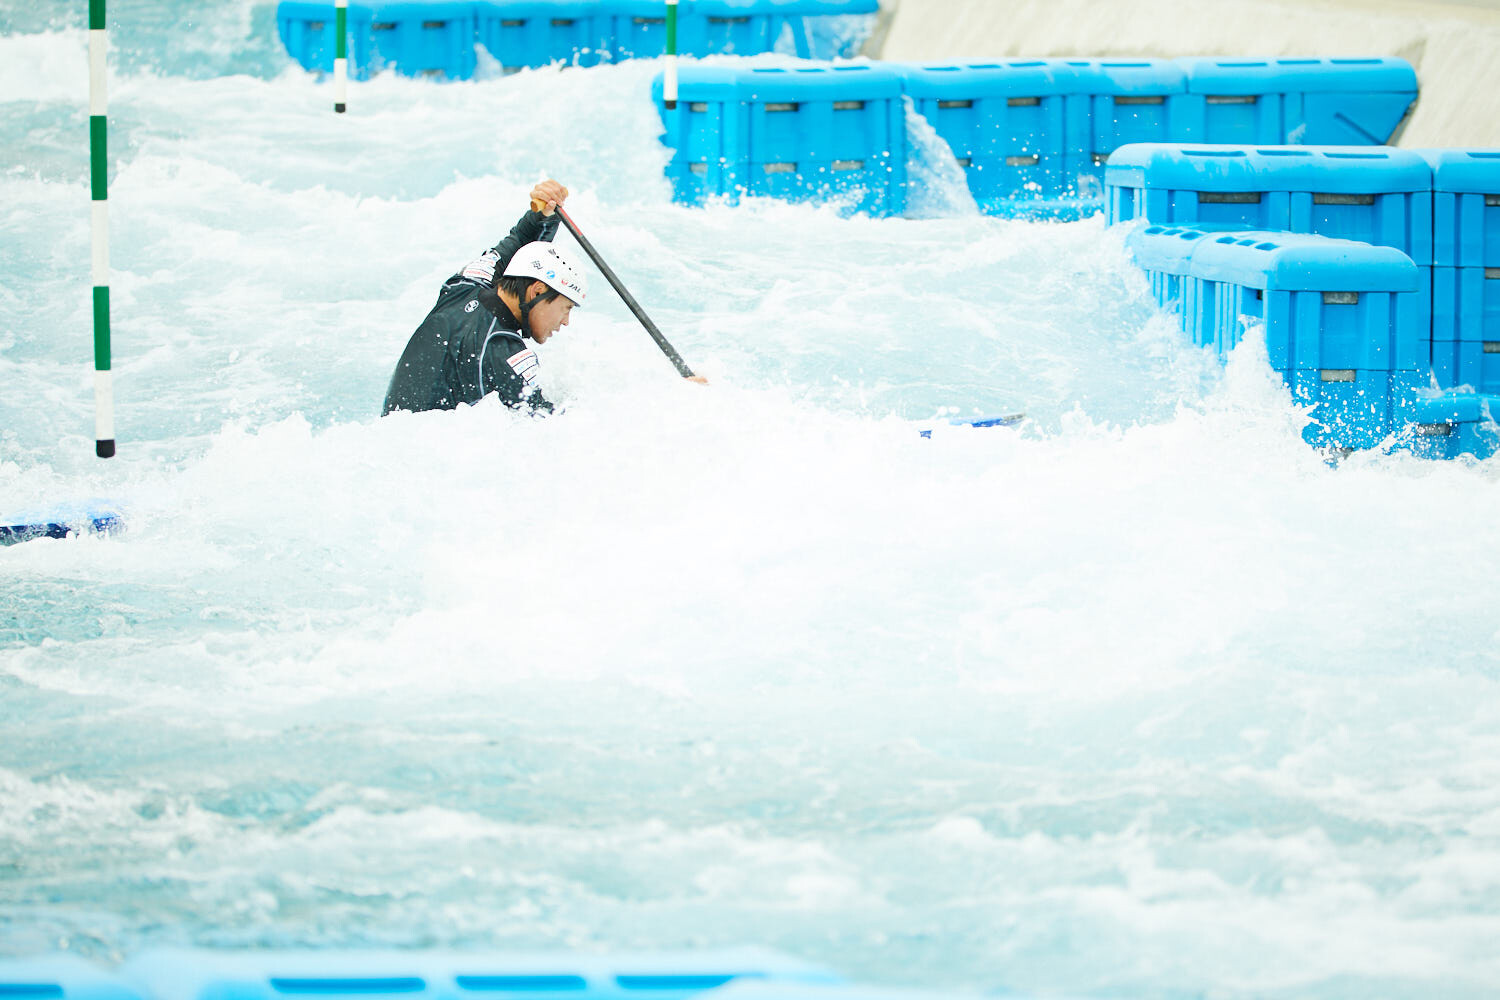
[120,950,843,1000]
[0,953,1011,1000]
[0,955,144,1000]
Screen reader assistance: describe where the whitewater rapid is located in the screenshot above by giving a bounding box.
[3,7,1500,998]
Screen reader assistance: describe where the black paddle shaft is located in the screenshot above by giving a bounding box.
[554,206,697,379]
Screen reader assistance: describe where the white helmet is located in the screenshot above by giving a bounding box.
[503,241,587,306]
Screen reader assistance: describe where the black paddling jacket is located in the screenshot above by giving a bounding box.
[382,210,560,417]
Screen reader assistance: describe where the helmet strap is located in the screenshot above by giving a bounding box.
[518,291,541,339]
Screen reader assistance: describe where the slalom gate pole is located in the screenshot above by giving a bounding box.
[89,0,114,458]
[663,0,678,109]
[334,0,348,112]
[553,206,697,379]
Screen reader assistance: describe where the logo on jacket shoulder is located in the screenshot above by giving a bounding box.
[506,348,540,387]
[461,249,500,284]
[464,300,479,313]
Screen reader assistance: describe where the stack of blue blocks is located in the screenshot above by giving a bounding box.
[1424,149,1500,395]
[1175,57,1418,145]
[275,0,879,78]
[1111,144,1500,457]
[899,61,1070,212]
[650,56,1418,217]
[653,63,906,215]
[1059,59,1193,189]
[373,1,480,79]
[277,1,480,78]
[276,1,377,79]
[478,1,606,72]
[896,57,1416,206]
[1106,144,1435,355]
[1126,225,1425,449]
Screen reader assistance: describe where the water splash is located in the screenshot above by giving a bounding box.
[3,9,1500,1000]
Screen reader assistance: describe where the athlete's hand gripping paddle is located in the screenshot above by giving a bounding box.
[533,198,703,381]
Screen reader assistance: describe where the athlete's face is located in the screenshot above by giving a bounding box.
[526,283,575,344]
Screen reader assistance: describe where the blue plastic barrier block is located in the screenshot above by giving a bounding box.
[1104,144,1435,264]
[1431,339,1500,394]
[1431,261,1500,393]
[1431,264,1500,341]
[1059,60,1189,191]
[433,953,841,1000]
[767,0,877,11]
[1408,390,1500,459]
[1175,57,1417,145]
[1124,223,1242,328]
[122,951,440,1000]
[678,0,783,57]
[1188,231,1423,370]
[484,0,875,65]
[739,64,906,215]
[652,66,750,205]
[365,0,479,78]
[1296,58,1419,145]
[785,0,879,59]
[1286,368,1423,450]
[978,191,1106,221]
[1417,149,1500,268]
[276,1,377,78]
[899,61,1072,206]
[1105,146,1286,227]
[596,0,668,61]
[123,951,841,1000]
[1283,148,1434,264]
[1431,263,1497,396]
[691,981,969,1000]
[477,1,602,71]
[0,957,144,1000]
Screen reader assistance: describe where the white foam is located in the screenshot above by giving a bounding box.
[4,20,1500,997]
[0,31,88,104]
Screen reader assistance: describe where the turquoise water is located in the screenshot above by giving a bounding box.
[4,4,1500,997]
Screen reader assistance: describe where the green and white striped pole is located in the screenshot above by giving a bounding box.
[89,0,114,458]
[334,0,348,112]
[663,0,678,109]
